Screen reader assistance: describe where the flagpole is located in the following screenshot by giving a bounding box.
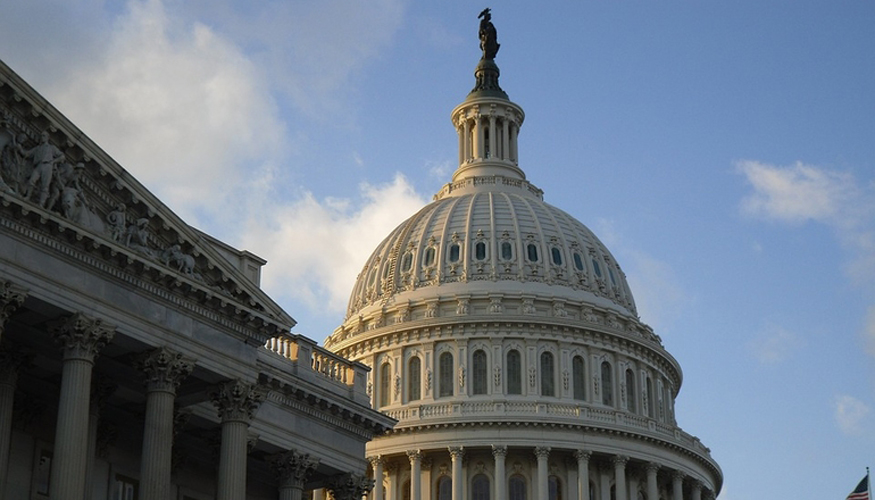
[867,467,871,500]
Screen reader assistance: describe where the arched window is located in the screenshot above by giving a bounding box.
[507,350,522,395]
[601,361,613,406]
[572,355,585,401]
[379,362,391,408]
[527,243,539,262]
[501,241,513,261]
[551,247,562,266]
[408,357,421,401]
[646,377,655,418]
[472,350,488,395]
[424,247,436,267]
[437,476,452,500]
[625,369,636,413]
[475,241,487,261]
[471,474,490,500]
[548,475,562,500]
[439,352,454,397]
[448,243,461,263]
[540,352,555,396]
[509,475,527,500]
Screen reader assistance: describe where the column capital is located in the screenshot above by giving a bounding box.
[613,455,629,468]
[492,445,508,459]
[645,462,660,474]
[448,446,465,460]
[137,347,195,394]
[271,449,320,489]
[211,380,266,424]
[672,470,686,482]
[0,344,32,385]
[368,455,385,468]
[574,450,592,463]
[51,313,115,361]
[534,446,551,460]
[327,473,374,500]
[407,449,423,462]
[0,280,27,334]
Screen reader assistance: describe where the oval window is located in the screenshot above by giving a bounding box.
[475,241,487,261]
[448,243,461,263]
[527,243,539,262]
[401,252,413,272]
[573,252,584,271]
[501,241,513,261]
[592,259,602,277]
[551,247,562,266]
[424,247,436,267]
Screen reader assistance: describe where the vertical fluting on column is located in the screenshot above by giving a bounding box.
[327,473,375,500]
[574,450,591,500]
[671,471,685,500]
[645,463,659,500]
[690,480,701,500]
[448,447,464,500]
[488,113,497,158]
[492,446,507,500]
[534,447,550,500]
[0,345,30,500]
[271,449,320,500]
[612,456,628,500]
[369,456,385,500]
[0,280,27,342]
[212,380,266,500]
[84,378,117,500]
[50,314,115,500]
[138,348,194,500]
[407,450,422,500]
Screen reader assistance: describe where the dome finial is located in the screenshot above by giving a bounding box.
[478,8,500,60]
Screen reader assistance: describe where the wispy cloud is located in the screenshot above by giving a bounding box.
[835,394,871,436]
[746,324,801,364]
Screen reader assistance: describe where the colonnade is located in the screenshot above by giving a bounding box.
[456,107,520,165]
[0,279,374,500]
[368,447,715,500]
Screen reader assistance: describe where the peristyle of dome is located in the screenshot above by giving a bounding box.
[325,14,721,500]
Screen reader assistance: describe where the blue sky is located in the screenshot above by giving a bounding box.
[2,1,874,498]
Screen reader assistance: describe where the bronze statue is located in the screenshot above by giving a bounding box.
[478,8,499,60]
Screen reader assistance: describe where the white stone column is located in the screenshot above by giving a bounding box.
[457,122,465,166]
[534,447,550,500]
[645,463,659,500]
[449,447,464,500]
[613,456,628,500]
[0,345,29,500]
[598,467,610,500]
[574,450,591,500]
[212,380,266,500]
[370,456,385,500]
[138,348,194,500]
[501,117,509,161]
[421,458,433,500]
[271,449,320,500]
[492,445,507,500]
[328,473,375,500]
[408,450,422,500]
[488,114,497,158]
[690,480,701,500]
[671,471,685,500]
[50,314,115,500]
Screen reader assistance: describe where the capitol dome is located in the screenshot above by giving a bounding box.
[325,12,721,500]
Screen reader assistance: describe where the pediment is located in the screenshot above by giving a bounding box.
[0,59,294,340]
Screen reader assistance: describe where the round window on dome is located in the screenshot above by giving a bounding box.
[474,241,487,261]
[551,247,562,266]
[573,252,584,271]
[448,243,461,263]
[527,243,539,262]
[424,247,436,267]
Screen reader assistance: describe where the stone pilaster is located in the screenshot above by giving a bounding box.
[212,380,266,500]
[492,445,507,500]
[271,449,320,500]
[0,345,31,500]
[50,313,115,500]
[645,463,659,500]
[369,456,385,500]
[448,447,464,500]
[0,280,27,340]
[574,450,591,500]
[327,473,374,500]
[407,450,422,500]
[138,347,194,500]
[534,447,550,500]
[612,456,628,500]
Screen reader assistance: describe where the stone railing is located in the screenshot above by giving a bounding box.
[383,399,713,458]
[263,334,369,404]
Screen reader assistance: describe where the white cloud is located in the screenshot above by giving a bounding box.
[240,174,427,318]
[746,324,800,364]
[835,394,871,435]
